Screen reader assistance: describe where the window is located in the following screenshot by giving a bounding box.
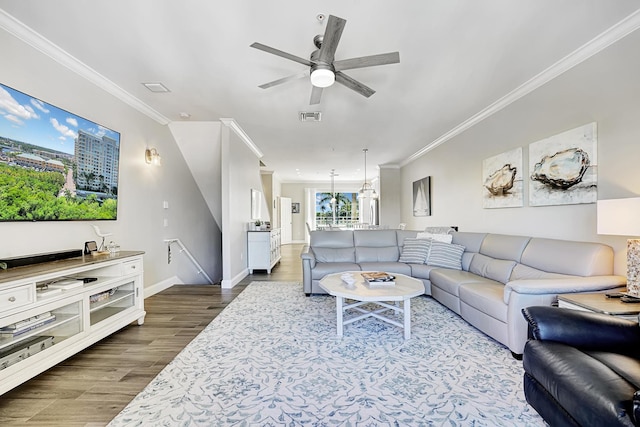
[315,192,359,228]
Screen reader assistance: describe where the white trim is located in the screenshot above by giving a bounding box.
[144,275,184,298]
[220,118,263,158]
[402,9,640,166]
[0,9,171,125]
[221,268,248,289]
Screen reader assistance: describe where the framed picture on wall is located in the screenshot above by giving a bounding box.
[291,202,300,214]
[413,177,431,216]
[482,147,523,209]
[528,122,597,207]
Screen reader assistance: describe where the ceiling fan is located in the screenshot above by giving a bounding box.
[250,14,400,105]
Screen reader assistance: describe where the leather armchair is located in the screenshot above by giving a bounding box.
[522,306,640,426]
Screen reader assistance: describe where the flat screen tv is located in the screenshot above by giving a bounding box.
[0,82,120,221]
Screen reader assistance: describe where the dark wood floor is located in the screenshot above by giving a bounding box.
[0,243,304,426]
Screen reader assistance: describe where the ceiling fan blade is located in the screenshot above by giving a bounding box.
[318,15,346,64]
[310,86,323,105]
[250,42,313,67]
[333,52,400,71]
[259,71,308,89]
[335,72,375,98]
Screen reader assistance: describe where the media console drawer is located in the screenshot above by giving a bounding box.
[0,284,34,314]
[123,260,142,275]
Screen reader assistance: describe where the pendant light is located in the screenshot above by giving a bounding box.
[358,148,378,199]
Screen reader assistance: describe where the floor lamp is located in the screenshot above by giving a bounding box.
[597,197,640,296]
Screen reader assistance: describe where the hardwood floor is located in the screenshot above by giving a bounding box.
[0,243,304,426]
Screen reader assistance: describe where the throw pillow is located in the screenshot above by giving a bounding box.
[416,232,453,244]
[426,241,465,270]
[398,238,431,264]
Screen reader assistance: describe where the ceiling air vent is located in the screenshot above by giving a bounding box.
[299,111,322,122]
[142,82,170,93]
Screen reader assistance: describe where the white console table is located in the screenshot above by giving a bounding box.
[247,229,281,274]
[0,251,145,395]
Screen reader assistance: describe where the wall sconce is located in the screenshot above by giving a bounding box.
[597,197,640,296]
[145,147,162,166]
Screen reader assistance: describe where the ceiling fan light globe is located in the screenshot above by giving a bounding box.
[310,69,335,88]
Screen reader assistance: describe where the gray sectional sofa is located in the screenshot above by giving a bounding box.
[300,229,625,355]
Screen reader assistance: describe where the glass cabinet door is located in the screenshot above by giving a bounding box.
[88,280,136,326]
[0,300,82,371]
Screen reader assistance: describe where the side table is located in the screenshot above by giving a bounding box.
[557,292,640,322]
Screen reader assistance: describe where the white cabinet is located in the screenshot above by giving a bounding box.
[247,229,281,274]
[0,251,145,395]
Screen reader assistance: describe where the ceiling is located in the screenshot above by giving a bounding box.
[1,1,639,184]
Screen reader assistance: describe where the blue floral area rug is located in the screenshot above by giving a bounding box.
[109,282,544,426]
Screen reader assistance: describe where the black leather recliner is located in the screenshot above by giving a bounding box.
[522,306,640,426]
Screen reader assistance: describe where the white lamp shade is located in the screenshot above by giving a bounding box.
[597,197,640,236]
[310,69,335,88]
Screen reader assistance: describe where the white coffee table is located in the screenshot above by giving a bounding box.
[319,271,424,339]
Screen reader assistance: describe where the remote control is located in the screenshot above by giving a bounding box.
[621,296,640,303]
[605,292,625,298]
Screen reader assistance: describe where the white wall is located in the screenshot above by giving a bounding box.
[378,166,401,228]
[0,27,219,290]
[220,124,265,287]
[400,28,640,275]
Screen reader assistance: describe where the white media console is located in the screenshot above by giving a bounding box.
[0,251,145,395]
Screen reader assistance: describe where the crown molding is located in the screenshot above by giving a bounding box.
[0,9,171,125]
[378,164,401,169]
[220,118,263,158]
[402,9,640,166]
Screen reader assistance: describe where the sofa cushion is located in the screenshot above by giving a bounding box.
[313,247,355,263]
[521,238,614,276]
[479,233,531,262]
[354,230,398,247]
[396,230,420,246]
[355,246,400,263]
[509,264,573,281]
[311,262,361,279]
[430,269,494,297]
[469,253,517,284]
[310,230,354,248]
[452,232,487,253]
[409,263,439,280]
[459,282,508,322]
[399,238,431,263]
[427,241,465,270]
[359,262,412,276]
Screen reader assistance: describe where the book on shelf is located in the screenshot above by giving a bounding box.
[361,272,396,286]
[0,313,56,337]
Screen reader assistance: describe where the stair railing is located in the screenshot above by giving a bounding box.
[163,238,214,284]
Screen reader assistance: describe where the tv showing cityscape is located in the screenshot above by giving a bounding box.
[0,82,120,221]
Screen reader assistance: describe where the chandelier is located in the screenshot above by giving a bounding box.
[358,148,378,199]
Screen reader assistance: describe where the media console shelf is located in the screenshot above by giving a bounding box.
[0,251,145,395]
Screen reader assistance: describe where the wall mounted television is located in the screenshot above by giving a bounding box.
[0,82,120,221]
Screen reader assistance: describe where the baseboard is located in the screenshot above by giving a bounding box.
[221,268,248,289]
[290,239,306,244]
[144,275,183,298]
